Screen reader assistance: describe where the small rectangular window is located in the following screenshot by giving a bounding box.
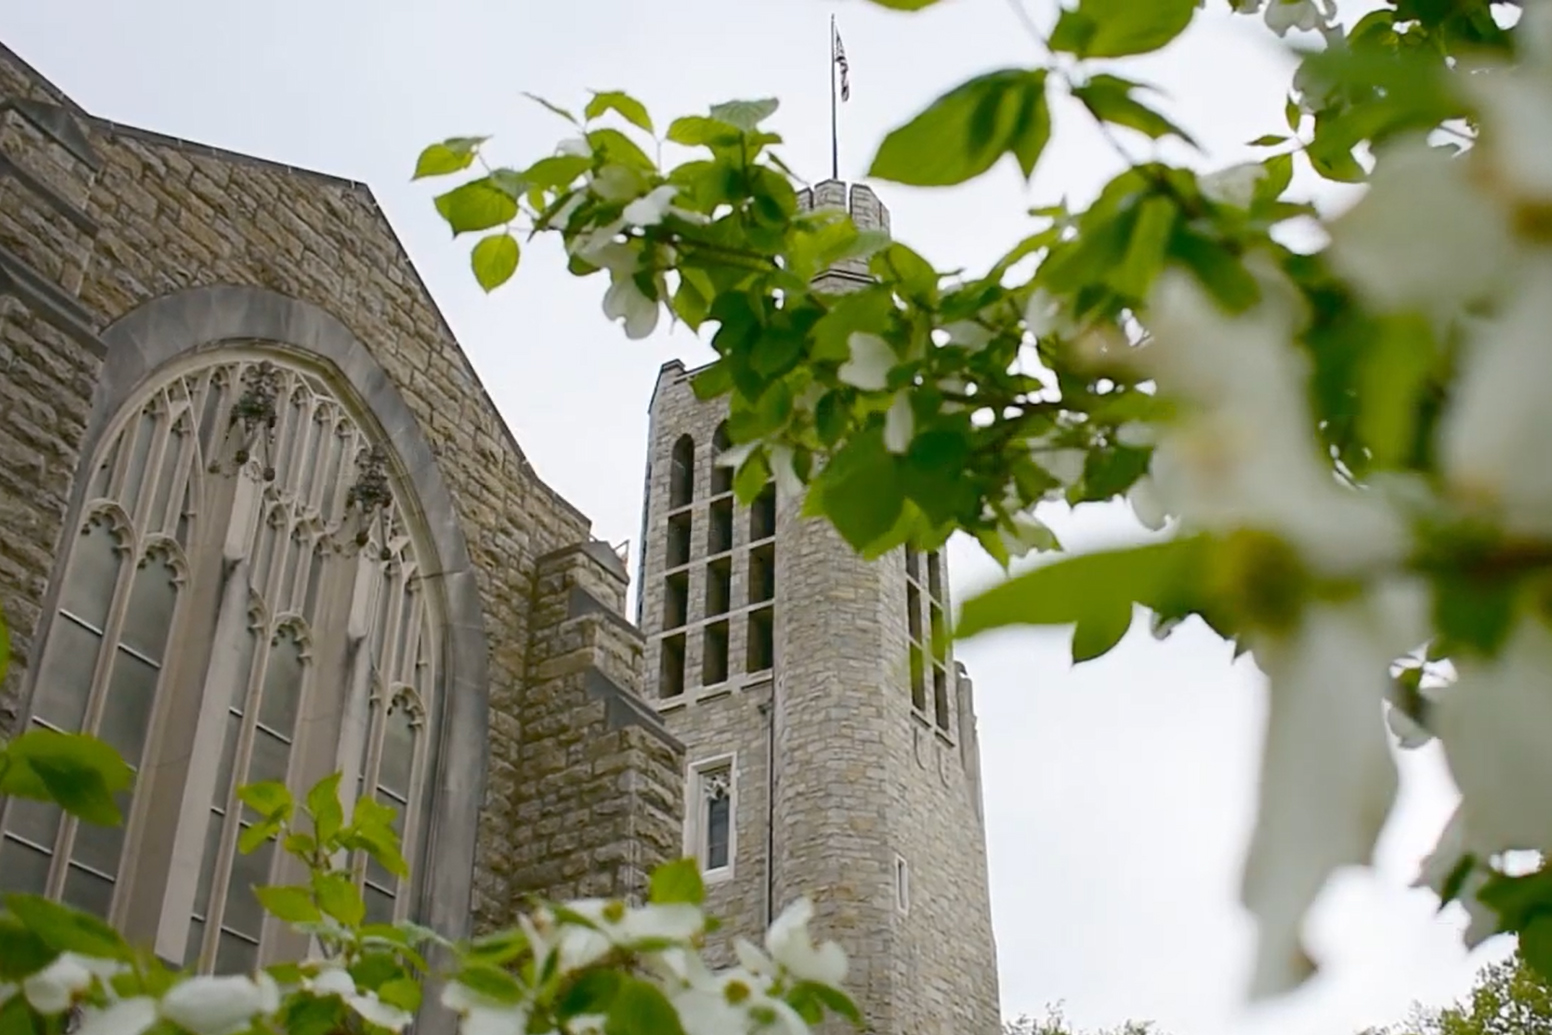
[907,584,922,643]
[703,621,730,686]
[660,633,686,699]
[706,558,732,617]
[895,854,910,914]
[749,543,775,605]
[929,603,945,657]
[665,572,689,630]
[933,664,951,732]
[751,484,777,542]
[927,551,942,601]
[709,498,734,555]
[905,545,919,582]
[667,512,693,569]
[747,606,774,673]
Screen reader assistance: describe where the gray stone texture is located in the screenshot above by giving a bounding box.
[640,183,1001,1035]
[0,35,683,965]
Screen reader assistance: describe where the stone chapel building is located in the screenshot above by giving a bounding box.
[0,39,999,1035]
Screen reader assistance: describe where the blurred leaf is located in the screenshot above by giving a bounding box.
[239,780,294,823]
[412,137,486,179]
[472,233,521,292]
[1072,75,1197,146]
[870,70,1048,186]
[606,977,685,1035]
[314,872,365,927]
[586,90,654,132]
[1050,0,1195,58]
[709,98,779,131]
[0,730,133,826]
[434,180,518,236]
[649,858,706,906]
[5,894,131,960]
[255,885,321,924]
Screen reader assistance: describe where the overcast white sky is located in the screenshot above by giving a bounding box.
[0,1,1515,1031]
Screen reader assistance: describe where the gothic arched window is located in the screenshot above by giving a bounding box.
[0,351,443,971]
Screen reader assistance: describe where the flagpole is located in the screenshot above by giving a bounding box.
[829,13,839,181]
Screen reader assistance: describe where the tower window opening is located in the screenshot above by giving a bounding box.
[709,498,734,555]
[750,484,776,542]
[747,606,774,674]
[697,764,733,873]
[706,558,732,617]
[664,572,689,630]
[933,664,951,731]
[927,551,942,601]
[660,633,686,699]
[749,544,775,605]
[929,603,945,658]
[667,511,693,569]
[711,423,734,497]
[905,545,919,582]
[909,644,927,713]
[703,621,730,686]
[670,435,696,509]
[906,584,922,643]
[895,854,910,914]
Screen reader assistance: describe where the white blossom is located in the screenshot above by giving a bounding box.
[1127,475,1169,531]
[1411,807,1499,948]
[769,444,804,501]
[1033,447,1086,488]
[838,333,896,391]
[591,164,644,202]
[1115,421,1156,449]
[348,993,415,1033]
[1142,268,1407,575]
[305,964,357,999]
[884,394,914,454]
[999,513,1059,558]
[442,981,529,1035]
[1327,136,1514,320]
[623,185,683,227]
[75,997,159,1035]
[557,137,591,157]
[22,953,99,1014]
[1264,0,1326,36]
[602,275,660,340]
[1199,162,1266,209]
[1024,289,1068,339]
[1240,586,1422,998]
[1470,69,1552,206]
[765,898,847,986]
[1438,252,1552,537]
[158,974,280,1035]
[1433,616,1552,856]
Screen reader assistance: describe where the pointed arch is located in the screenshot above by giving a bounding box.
[2,286,489,962]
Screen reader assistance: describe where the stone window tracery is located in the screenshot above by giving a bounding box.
[688,758,734,877]
[0,350,442,969]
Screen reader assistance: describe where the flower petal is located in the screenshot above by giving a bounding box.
[349,993,415,1033]
[623,185,681,227]
[160,975,271,1035]
[1240,597,1402,999]
[1200,162,1266,208]
[23,954,95,1014]
[766,898,848,986]
[838,333,895,392]
[883,394,914,454]
[77,997,158,1035]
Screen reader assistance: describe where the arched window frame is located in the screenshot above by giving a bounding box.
[0,289,489,981]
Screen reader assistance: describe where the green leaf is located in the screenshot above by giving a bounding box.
[314,872,365,927]
[1432,570,1520,657]
[0,912,55,979]
[1171,232,1261,313]
[412,137,486,179]
[862,0,942,8]
[377,977,422,1014]
[524,93,579,125]
[254,885,321,924]
[585,91,654,132]
[586,128,656,172]
[606,977,685,1035]
[790,982,863,1026]
[1072,75,1197,146]
[869,70,1048,186]
[455,963,526,1004]
[810,431,905,551]
[1050,0,1196,58]
[238,780,294,822]
[0,730,133,826]
[238,819,280,854]
[708,98,779,131]
[434,180,518,236]
[5,894,131,960]
[1072,605,1134,662]
[559,970,623,1019]
[1109,195,1176,300]
[958,537,1212,646]
[1357,313,1436,469]
[523,155,592,192]
[666,116,744,148]
[648,859,705,905]
[306,773,344,847]
[1522,914,1552,982]
[471,233,521,293]
[1478,867,1552,933]
[1248,133,1288,147]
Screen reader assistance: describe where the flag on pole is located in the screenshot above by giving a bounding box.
[834,26,850,101]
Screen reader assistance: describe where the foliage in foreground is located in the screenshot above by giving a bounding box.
[0,614,859,1035]
[421,0,1552,1003]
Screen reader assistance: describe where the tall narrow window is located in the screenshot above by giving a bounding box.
[706,558,731,617]
[692,762,733,875]
[667,511,693,569]
[1,352,446,964]
[703,621,730,686]
[660,633,687,698]
[708,498,733,555]
[710,422,733,497]
[746,607,774,674]
[926,551,943,601]
[751,484,776,541]
[670,435,696,509]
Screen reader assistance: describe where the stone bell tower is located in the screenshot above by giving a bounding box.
[636,180,1000,1034]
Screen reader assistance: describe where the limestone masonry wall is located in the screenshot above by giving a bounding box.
[0,40,682,943]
